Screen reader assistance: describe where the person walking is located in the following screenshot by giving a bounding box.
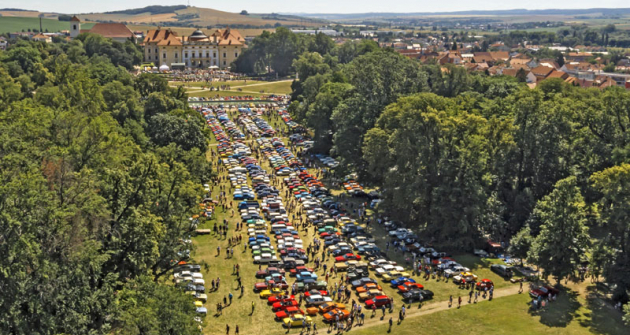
[226,324,230,335]
[449,295,453,308]
[458,295,462,308]
[372,304,376,317]
[229,292,233,305]
[388,317,393,331]
[518,281,523,294]
[251,301,255,314]
[469,290,473,303]
[235,325,239,335]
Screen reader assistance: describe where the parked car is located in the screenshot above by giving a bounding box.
[275,306,304,320]
[402,290,434,302]
[282,314,312,328]
[529,285,559,299]
[365,295,392,308]
[490,264,514,278]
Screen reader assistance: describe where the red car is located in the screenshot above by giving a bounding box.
[256,267,285,278]
[365,295,392,308]
[476,279,494,290]
[530,285,559,298]
[254,282,270,292]
[275,306,305,320]
[289,266,314,276]
[268,295,295,304]
[397,282,424,293]
[272,300,298,312]
[334,253,361,262]
[304,289,329,297]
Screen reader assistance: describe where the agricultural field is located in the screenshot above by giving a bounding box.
[0,16,94,33]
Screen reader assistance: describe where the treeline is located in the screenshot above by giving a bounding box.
[0,38,208,334]
[232,27,377,76]
[285,45,630,311]
[489,24,630,48]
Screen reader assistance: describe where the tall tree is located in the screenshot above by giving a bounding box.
[528,176,590,284]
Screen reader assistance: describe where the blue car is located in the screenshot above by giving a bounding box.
[390,277,416,287]
[296,272,318,282]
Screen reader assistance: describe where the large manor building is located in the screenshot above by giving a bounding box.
[142,28,246,69]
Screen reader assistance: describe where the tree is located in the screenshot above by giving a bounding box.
[528,176,590,284]
[240,10,249,15]
[292,51,331,82]
[516,68,528,83]
[147,114,208,152]
[591,164,630,301]
[508,226,533,266]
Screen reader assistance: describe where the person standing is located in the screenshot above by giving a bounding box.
[458,296,462,308]
[226,324,230,335]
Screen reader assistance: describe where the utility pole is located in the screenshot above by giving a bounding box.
[39,16,42,33]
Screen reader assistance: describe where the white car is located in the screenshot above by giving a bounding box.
[305,295,333,306]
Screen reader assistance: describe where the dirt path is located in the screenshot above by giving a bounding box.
[350,285,523,332]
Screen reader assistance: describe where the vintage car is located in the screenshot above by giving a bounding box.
[322,309,351,322]
[272,299,299,312]
[318,302,346,314]
[397,282,425,293]
[259,287,285,298]
[268,294,295,304]
[476,279,494,290]
[365,295,392,308]
[275,306,304,320]
[402,290,434,302]
[358,288,383,301]
[305,295,333,306]
[282,314,312,328]
[530,285,560,299]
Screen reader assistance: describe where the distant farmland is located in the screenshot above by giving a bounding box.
[0,17,94,33]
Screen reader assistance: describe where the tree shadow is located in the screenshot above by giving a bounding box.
[527,286,580,328]
[580,283,627,335]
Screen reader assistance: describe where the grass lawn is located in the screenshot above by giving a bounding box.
[188,90,268,98]
[351,283,628,335]
[0,17,94,34]
[171,80,265,88]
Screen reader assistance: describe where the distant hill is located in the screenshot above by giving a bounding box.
[80,5,324,28]
[0,5,324,30]
[103,5,187,16]
[295,7,630,20]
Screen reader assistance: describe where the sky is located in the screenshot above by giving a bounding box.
[0,0,628,14]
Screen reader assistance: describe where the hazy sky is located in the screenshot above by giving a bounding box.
[0,0,628,14]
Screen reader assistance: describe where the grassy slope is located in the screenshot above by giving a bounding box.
[0,17,94,33]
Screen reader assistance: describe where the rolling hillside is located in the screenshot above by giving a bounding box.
[77,6,324,28]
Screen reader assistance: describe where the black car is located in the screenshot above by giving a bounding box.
[402,290,434,302]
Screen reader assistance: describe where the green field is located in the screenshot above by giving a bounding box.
[0,17,94,34]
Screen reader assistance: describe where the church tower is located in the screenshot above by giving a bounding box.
[70,16,81,38]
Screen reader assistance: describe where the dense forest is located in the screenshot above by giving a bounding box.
[0,35,207,334]
[231,29,630,316]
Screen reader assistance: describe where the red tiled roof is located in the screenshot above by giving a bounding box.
[86,23,134,39]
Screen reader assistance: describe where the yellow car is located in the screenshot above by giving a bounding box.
[283,314,312,328]
[399,271,411,278]
[358,289,383,301]
[195,294,208,303]
[381,271,402,282]
[260,287,285,298]
[194,300,203,308]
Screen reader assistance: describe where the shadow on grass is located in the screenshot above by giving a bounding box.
[527,286,580,328]
[580,284,627,335]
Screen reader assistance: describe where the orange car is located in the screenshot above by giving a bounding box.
[355,283,382,294]
[319,302,346,314]
[322,309,351,322]
[397,282,424,293]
